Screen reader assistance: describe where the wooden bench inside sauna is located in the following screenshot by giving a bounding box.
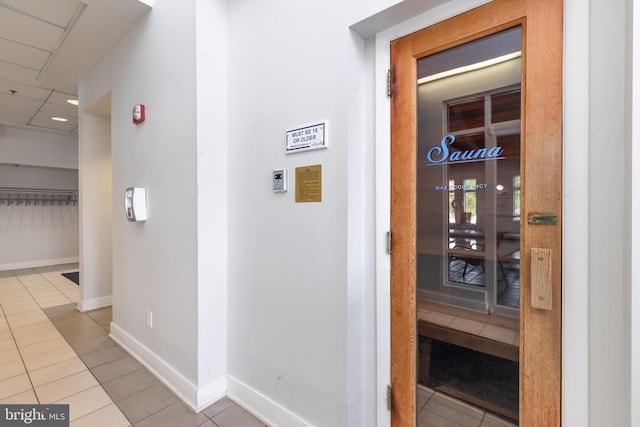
[417,299,520,422]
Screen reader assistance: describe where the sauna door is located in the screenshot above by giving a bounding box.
[389,0,562,425]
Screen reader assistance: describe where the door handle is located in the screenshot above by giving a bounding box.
[531,248,552,310]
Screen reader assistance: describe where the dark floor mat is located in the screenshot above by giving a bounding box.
[61,271,79,285]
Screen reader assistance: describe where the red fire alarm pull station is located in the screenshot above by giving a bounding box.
[133,104,145,124]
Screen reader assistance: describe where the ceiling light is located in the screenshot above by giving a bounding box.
[67,99,79,106]
[418,51,522,85]
[51,117,69,122]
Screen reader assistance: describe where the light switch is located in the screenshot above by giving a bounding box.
[273,168,287,192]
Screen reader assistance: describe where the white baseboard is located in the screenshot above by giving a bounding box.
[109,322,199,409]
[108,324,308,424]
[77,295,112,312]
[196,376,227,411]
[227,375,311,427]
[109,322,227,412]
[0,257,79,272]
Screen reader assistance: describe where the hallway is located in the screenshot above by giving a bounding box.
[0,264,520,426]
[0,264,265,426]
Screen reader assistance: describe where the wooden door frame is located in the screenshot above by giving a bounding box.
[390,0,563,425]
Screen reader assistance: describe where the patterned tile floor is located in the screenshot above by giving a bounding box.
[0,264,265,426]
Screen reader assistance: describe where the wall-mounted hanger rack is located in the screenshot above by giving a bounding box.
[0,188,78,206]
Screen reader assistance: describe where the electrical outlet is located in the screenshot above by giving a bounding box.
[146,310,153,328]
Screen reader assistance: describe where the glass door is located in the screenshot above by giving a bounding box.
[389,1,563,426]
[416,26,522,424]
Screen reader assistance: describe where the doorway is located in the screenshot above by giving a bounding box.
[389,0,562,425]
[79,91,113,311]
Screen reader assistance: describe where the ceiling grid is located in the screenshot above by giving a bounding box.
[0,0,152,135]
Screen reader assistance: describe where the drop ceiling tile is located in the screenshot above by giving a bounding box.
[40,101,77,118]
[0,92,43,110]
[30,110,77,132]
[0,0,82,28]
[0,62,39,84]
[0,38,50,71]
[46,90,78,108]
[0,0,147,136]
[28,122,77,133]
[0,80,51,101]
[0,104,34,125]
[0,7,65,52]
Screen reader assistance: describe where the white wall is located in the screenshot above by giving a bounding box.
[0,126,77,170]
[632,0,640,423]
[562,0,590,425]
[225,1,443,425]
[0,127,79,270]
[80,0,234,411]
[78,99,112,311]
[0,201,79,270]
[74,0,639,425]
[587,0,631,425]
[194,0,229,406]
[227,2,346,424]
[225,0,634,425]
[79,0,206,408]
[78,0,468,423]
[0,165,76,190]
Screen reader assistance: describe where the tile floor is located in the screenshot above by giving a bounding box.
[0,264,266,426]
[1,264,519,427]
[417,385,516,427]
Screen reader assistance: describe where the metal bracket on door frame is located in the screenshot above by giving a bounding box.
[386,231,392,254]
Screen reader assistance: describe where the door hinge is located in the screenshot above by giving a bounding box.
[386,384,393,411]
[387,69,393,97]
[386,231,392,255]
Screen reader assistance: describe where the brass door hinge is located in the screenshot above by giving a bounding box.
[386,384,392,411]
[387,69,393,97]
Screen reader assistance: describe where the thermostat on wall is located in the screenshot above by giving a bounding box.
[273,168,287,192]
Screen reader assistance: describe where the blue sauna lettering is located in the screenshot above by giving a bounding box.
[426,134,504,166]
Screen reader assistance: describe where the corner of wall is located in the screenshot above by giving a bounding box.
[109,323,200,410]
[77,295,112,312]
[226,375,311,427]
